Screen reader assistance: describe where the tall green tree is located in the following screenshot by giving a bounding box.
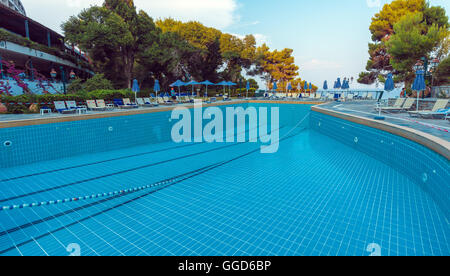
[253,44,299,89]
[62,0,159,88]
[387,12,448,85]
[358,0,448,85]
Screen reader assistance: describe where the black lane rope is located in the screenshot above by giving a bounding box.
[0,129,306,255]
[0,126,287,204]
[0,162,221,238]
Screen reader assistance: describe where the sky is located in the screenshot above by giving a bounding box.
[20,0,450,88]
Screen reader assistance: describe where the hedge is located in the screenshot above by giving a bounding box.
[0,89,134,114]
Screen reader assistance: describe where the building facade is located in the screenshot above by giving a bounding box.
[0,0,25,16]
[0,1,93,95]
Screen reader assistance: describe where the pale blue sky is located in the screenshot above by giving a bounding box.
[21,0,450,88]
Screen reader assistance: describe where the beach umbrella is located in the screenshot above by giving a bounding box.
[287,82,293,92]
[323,80,328,90]
[185,80,200,97]
[384,74,394,91]
[132,79,140,102]
[170,80,186,96]
[309,82,313,91]
[216,81,228,96]
[246,81,250,98]
[335,78,342,89]
[273,81,278,93]
[227,82,236,98]
[412,70,426,112]
[153,80,160,98]
[379,73,394,101]
[200,80,215,98]
[304,81,308,92]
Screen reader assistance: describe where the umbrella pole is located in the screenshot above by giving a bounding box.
[417,91,420,112]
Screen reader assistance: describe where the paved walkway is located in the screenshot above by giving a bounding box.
[319,100,450,141]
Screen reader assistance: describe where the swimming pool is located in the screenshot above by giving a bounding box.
[0,102,448,256]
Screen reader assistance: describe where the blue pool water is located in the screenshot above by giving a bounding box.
[0,103,448,256]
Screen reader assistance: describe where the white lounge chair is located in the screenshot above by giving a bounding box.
[54,101,76,114]
[96,99,114,111]
[408,99,449,117]
[136,98,153,107]
[86,100,106,111]
[376,98,406,113]
[144,97,158,106]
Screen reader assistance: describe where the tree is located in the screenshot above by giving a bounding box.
[62,0,159,88]
[67,73,113,93]
[434,56,450,85]
[156,19,224,82]
[247,78,259,90]
[254,45,299,89]
[358,0,449,84]
[387,12,448,85]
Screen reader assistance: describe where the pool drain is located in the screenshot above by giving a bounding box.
[354,137,359,144]
[3,141,12,147]
[108,126,114,132]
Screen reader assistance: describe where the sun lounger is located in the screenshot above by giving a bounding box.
[66,101,85,110]
[54,101,76,114]
[417,108,450,119]
[136,98,153,107]
[144,97,158,106]
[66,101,87,114]
[86,100,106,111]
[376,98,406,113]
[96,100,114,111]
[408,99,449,117]
[163,94,175,104]
[123,98,138,108]
[113,99,134,109]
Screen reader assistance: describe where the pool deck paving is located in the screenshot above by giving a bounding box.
[318,100,450,142]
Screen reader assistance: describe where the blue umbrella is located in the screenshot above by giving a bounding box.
[153,80,160,97]
[323,81,328,90]
[335,78,342,89]
[412,70,426,111]
[170,80,186,87]
[384,74,394,91]
[273,81,278,94]
[246,81,251,98]
[287,82,293,92]
[341,79,348,90]
[200,80,215,98]
[132,79,140,102]
[216,81,228,96]
[227,82,236,98]
[304,81,308,92]
[170,80,186,96]
[185,80,200,97]
[309,82,312,91]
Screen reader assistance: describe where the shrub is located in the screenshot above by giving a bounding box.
[0,89,134,113]
[67,78,85,94]
[83,74,114,92]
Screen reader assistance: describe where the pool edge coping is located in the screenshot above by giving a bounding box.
[311,104,450,160]
[2,99,446,160]
[0,100,322,129]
